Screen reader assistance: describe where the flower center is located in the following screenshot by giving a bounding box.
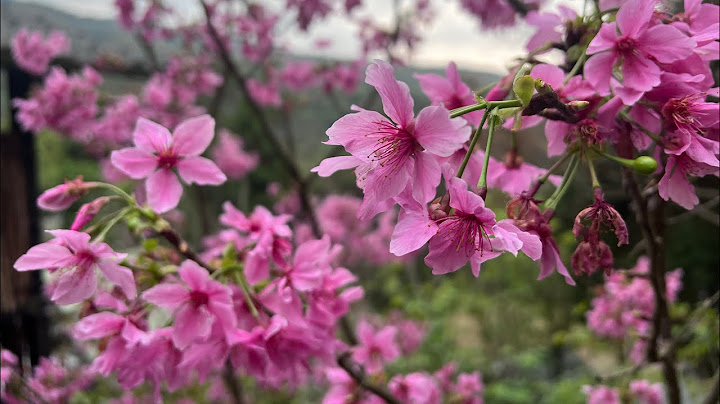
[615,37,636,54]
[157,151,179,169]
[189,290,209,308]
[442,213,492,257]
[368,121,417,170]
[74,250,97,269]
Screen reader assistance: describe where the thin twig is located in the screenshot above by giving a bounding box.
[199,0,321,237]
[337,351,402,404]
[223,360,245,404]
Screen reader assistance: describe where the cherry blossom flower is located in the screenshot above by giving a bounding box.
[14,230,136,304]
[111,115,226,213]
[415,61,483,126]
[584,0,695,104]
[313,60,470,219]
[352,319,400,374]
[142,260,236,348]
[11,28,70,75]
[211,129,259,180]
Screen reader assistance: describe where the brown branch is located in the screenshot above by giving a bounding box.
[157,228,214,272]
[337,351,402,404]
[623,168,681,404]
[199,0,321,237]
[223,360,245,404]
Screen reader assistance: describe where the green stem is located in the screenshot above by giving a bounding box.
[539,152,573,185]
[450,102,487,118]
[94,183,136,205]
[93,207,132,242]
[544,154,579,210]
[564,48,587,85]
[587,154,601,188]
[593,147,635,167]
[477,107,500,190]
[233,270,259,318]
[457,110,489,178]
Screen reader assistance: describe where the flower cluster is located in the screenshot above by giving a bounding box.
[586,257,683,364]
[11,28,70,75]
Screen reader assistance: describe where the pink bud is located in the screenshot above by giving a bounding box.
[37,176,96,211]
[70,196,112,230]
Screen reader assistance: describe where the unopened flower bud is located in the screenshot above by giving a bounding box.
[71,196,112,231]
[37,176,97,211]
[633,156,658,175]
[567,100,590,111]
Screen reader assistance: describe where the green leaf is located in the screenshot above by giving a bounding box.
[513,75,535,107]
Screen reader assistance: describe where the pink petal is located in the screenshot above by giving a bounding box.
[172,114,215,156]
[110,148,157,179]
[470,250,503,277]
[425,229,471,275]
[390,211,437,256]
[178,260,210,291]
[176,156,227,185]
[133,117,172,153]
[587,23,619,55]
[73,312,125,340]
[530,64,564,89]
[365,60,415,127]
[47,229,91,252]
[412,151,441,204]
[616,0,655,37]
[143,283,188,309]
[639,24,696,64]
[172,305,213,348]
[311,155,362,177]
[14,243,72,271]
[146,169,183,213]
[326,109,389,158]
[52,267,97,304]
[621,55,661,93]
[413,105,471,157]
[583,52,615,94]
[544,120,571,157]
[97,260,137,300]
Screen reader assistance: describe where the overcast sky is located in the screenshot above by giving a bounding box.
[12,0,582,73]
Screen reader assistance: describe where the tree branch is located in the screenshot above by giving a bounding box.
[337,351,402,404]
[199,0,321,237]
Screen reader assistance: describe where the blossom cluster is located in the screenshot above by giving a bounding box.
[586,257,683,364]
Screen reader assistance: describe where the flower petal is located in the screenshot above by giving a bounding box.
[133,117,172,153]
[14,242,72,271]
[172,114,215,156]
[365,60,415,127]
[97,260,137,300]
[177,156,227,185]
[110,148,157,179]
[413,105,471,157]
[173,305,213,349]
[142,284,188,309]
[52,267,97,304]
[311,155,362,177]
[146,169,183,213]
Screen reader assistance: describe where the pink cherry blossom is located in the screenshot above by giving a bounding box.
[14,230,135,304]
[314,60,470,219]
[13,67,101,142]
[352,319,400,374]
[211,129,259,180]
[584,0,695,104]
[415,61,483,126]
[389,372,441,404]
[658,154,719,209]
[11,28,70,75]
[142,260,236,348]
[111,115,226,213]
[629,380,664,404]
[582,385,620,404]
